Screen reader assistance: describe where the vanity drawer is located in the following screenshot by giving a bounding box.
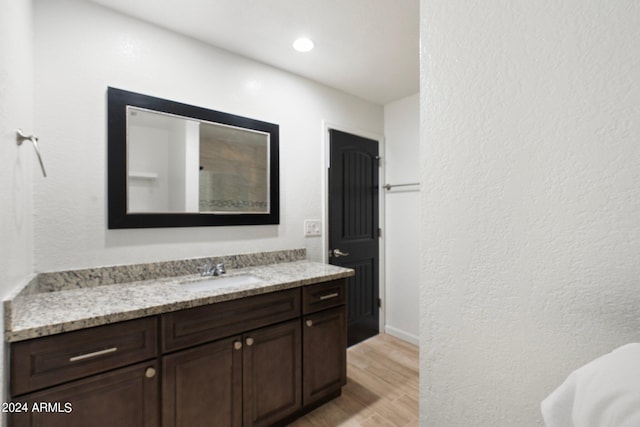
[302,279,346,314]
[161,288,301,353]
[11,317,158,396]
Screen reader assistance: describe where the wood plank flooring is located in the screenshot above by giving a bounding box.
[290,333,419,427]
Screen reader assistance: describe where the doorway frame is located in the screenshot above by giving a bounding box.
[321,120,386,337]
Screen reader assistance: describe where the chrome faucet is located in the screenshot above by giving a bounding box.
[198,262,226,277]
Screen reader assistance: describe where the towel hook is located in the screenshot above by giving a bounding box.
[16,129,47,177]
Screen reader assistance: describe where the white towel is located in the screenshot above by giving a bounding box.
[542,343,640,427]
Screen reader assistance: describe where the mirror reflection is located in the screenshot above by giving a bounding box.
[107,87,279,229]
[127,107,270,214]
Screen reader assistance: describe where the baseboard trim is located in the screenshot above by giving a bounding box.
[384,325,419,345]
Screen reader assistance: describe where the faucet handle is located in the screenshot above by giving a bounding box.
[216,263,226,275]
[197,263,212,276]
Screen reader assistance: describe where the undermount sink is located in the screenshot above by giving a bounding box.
[180,274,263,292]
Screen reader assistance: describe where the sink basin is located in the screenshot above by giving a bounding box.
[180,275,263,292]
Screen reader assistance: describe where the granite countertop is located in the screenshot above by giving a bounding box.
[5,260,353,343]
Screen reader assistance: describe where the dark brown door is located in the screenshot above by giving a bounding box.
[11,361,159,427]
[162,337,242,427]
[242,319,302,427]
[328,129,380,346]
[302,306,347,405]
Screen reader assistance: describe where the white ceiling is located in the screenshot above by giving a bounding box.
[88,0,419,105]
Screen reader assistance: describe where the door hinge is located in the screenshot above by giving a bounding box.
[378,298,382,308]
[378,227,382,238]
[375,155,381,166]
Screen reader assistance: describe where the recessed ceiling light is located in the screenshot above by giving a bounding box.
[293,37,314,52]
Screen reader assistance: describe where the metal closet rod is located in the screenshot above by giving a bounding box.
[16,129,47,177]
[383,182,420,190]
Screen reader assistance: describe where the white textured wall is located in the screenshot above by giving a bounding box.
[420,0,640,425]
[33,0,383,272]
[0,0,34,420]
[384,93,419,344]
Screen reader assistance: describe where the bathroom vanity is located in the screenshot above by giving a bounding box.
[5,251,352,427]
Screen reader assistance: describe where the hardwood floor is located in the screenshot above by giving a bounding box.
[290,333,419,427]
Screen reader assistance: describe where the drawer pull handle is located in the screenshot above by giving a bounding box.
[233,341,243,350]
[319,292,339,300]
[145,367,156,378]
[69,347,118,362]
[306,319,313,327]
[246,337,254,346]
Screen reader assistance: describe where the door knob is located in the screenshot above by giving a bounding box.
[233,340,242,350]
[332,249,350,257]
[305,319,313,327]
[145,367,156,378]
[246,337,254,346]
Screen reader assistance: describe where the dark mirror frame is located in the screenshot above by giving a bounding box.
[107,87,279,229]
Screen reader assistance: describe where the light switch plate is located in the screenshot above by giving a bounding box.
[304,220,322,237]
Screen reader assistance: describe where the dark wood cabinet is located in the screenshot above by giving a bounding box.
[242,320,301,427]
[11,360,159,427]
[162,316,302,427]
[10,317,159,427]
[10,280,347,427]
[11,317,158,396]
[302,307,347,406]
[162,336,243,427]
[301,280,347,406]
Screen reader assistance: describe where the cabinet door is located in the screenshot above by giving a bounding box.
[302,307,347,405]
[11,360,159,427]
[162,337,242,427]
[242,319,301,427]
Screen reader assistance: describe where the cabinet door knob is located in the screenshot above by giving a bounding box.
[246,337,254,346]
[145,367,156,378]
[305,319,313,327]
[233,340,242,350]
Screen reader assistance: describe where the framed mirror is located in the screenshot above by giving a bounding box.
[107,87,279,228]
